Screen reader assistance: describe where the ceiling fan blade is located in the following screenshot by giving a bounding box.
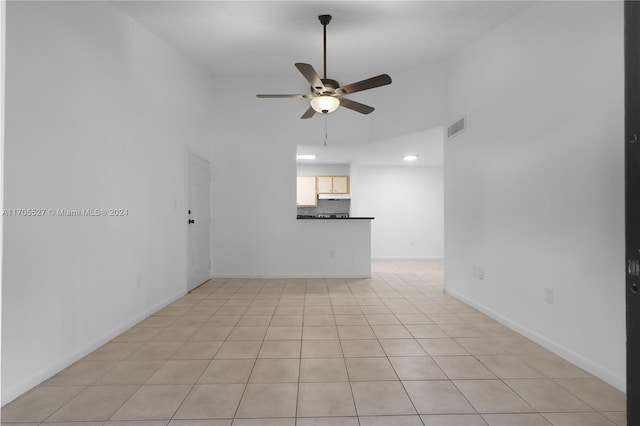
[301,106,316,119]
[337,74,392,95]
[339,97,375,115]
[295,63,326,92]
[256,94,312,99]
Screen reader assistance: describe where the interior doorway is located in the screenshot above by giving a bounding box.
[187,151,211,291]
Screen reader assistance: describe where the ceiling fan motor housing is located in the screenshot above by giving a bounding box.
[315,78,340,95]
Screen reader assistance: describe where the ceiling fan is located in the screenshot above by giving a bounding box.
[256,14,392,119]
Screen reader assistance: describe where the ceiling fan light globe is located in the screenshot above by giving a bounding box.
[311,96,339,114]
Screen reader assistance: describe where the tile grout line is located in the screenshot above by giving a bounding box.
[382,272,430,426]
[228,283,268,422]
[374,273,427,426]
[179,279,245,423]
[294,294,304,426]
[156,279,224,423]
[331,292,362,426]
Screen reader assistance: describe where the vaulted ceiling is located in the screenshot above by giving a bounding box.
[113,1,532,165]
[113,1,531,79]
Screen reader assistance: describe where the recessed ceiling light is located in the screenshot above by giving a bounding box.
[403,154,419,161]
[297,154,316,160]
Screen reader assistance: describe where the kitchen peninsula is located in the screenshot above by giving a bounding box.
[297,215,375,219]
[295,216,374,277]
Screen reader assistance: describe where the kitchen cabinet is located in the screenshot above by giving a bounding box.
[317,176,349,194]
[317,176,333,194]
[332,176,349,194]
[297,176,317,206]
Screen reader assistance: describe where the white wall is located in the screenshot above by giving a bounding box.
[297,164,350,176]
[2,2,217,403]
[351,165,443,259]
[369,62,445,142]
[444,2,625,390]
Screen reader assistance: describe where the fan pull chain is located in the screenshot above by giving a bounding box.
[324,114,328,147]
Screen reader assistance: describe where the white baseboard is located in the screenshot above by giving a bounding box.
[210,273,371,279]
[1,289,186,405]
[371,256,444,260]
[444,286,626,393]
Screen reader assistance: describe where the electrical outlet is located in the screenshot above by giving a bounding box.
[472,265,478,277]
[544,288,555,305]
[329,249,335,258]
[478,267,485,280]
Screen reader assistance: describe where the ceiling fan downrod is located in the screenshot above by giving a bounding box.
[319,14,331,80]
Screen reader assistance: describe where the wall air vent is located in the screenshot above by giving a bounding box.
[447,116,466,140]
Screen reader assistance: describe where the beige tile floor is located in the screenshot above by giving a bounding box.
[2,259,627,426]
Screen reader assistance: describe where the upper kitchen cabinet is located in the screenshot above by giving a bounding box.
[333,176,349,193]
[297,176,317,207]
[317,176,350,194]
[317,176,333,193]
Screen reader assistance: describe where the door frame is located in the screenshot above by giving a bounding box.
[626,0,640,421]
[185,147,212,292]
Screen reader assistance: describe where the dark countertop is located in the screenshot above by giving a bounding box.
[297,216,374,220]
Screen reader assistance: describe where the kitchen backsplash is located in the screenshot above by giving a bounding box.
[297,199,351,216]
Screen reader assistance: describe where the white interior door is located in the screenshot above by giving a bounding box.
[187,151,211,291]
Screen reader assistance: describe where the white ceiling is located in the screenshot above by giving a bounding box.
[113,1,531,79]
[113,1,532,165]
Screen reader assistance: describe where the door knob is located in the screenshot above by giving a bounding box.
[188,219,195,224]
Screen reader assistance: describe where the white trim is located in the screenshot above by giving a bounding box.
[1,289,186,405]
[444,286,626,393]
[210,274,372,279]
[185,145,210,166]
[185,148,212,293]
[184,147,190,293]
[371,256,444,260]
[0,0,6,409]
